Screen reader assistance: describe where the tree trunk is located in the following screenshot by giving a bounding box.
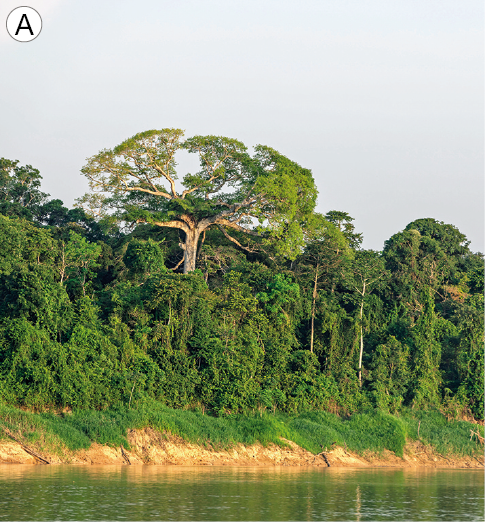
[358,315,363,386]
[183,228,201,274]
[358,282,366,386]
[310,264,319,353]
[59,243,66,284]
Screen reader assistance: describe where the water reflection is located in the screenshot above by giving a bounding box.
[0,465,482,521]
[356,484,361,522]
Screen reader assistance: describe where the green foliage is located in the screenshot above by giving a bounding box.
[63,231,103,297]
[256,274,300,325]
[78,131,318,273]
[124,238,167,279]
[0,158,49,219]
[452,296,485,418]
[0,156,483,424]
[404,218,470,256]
[370,336,410,412]
[324,210,363,249]
[409,292,443,409]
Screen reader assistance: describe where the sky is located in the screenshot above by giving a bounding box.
[1,0,483,252]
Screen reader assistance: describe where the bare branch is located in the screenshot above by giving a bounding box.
[137,218,189,234]
[217,226,260,253]
[170,254,185,271]
[152,163,178,198]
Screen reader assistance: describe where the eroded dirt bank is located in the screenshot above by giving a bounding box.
[0,428,482,468]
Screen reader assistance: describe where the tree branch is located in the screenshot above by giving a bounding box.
[137,218,189,233]
[215,219,261,237]
[217,226,260,253]
[171,254,185,271]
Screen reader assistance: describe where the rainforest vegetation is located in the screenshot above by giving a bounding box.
[0,131,483,425]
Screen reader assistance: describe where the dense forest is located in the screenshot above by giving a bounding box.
[0,132,483,421]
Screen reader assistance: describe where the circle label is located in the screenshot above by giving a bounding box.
[6,6,42,42]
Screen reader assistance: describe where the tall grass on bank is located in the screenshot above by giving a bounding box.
[401,409,483,458]
[0,401,483,459]
[286,411,408,456]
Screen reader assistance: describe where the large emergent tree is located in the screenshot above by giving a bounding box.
[78,129,318,273]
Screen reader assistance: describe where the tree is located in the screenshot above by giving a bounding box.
[404,218,470,257]
[324,210,363,249]
[383,220,473,316]
[296,217,351,352]
[0,158,49,219]
[61,231,102,297]
[77,129,318,273]
[409,290,443,408]
[370,335,410,412]
[344,250,388,386]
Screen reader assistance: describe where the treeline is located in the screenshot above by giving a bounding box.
[0,157,483,419]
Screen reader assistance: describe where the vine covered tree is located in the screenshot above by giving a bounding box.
[77,129,318,273]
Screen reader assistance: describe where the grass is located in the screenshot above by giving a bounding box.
[0,401,482,460]
[285,410,408,456]
[0,403,92,455]
[401,409,483,458]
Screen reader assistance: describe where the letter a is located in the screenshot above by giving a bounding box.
[15,14,34,36]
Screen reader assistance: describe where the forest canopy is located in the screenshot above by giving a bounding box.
[0,145,483,420]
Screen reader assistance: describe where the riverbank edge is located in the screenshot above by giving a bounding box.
[0,427,483,468]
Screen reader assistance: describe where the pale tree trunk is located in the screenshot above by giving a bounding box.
[182,227,201,274]
[59,243,66,284]
[358,281,366,386]
[310,264,319,354]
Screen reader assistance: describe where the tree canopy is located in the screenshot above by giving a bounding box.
[0,157,49,220]
[77,129,318,273]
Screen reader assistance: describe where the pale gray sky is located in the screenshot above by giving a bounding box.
[1,0,483,252]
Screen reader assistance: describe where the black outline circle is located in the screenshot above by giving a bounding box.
[6,6,42,42]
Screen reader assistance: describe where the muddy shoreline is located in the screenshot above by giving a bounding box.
[0,428,482,468]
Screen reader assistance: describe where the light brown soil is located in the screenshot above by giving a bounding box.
[0,428,482,468]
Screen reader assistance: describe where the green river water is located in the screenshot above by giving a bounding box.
[0,465,482,521]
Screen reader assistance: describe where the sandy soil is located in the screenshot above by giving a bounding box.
[0,428,483,468]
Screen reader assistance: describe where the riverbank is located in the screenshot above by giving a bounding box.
[0,402,482,467]
[0,427,483,468]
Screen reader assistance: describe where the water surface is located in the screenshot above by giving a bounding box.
[0,465,482,521]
